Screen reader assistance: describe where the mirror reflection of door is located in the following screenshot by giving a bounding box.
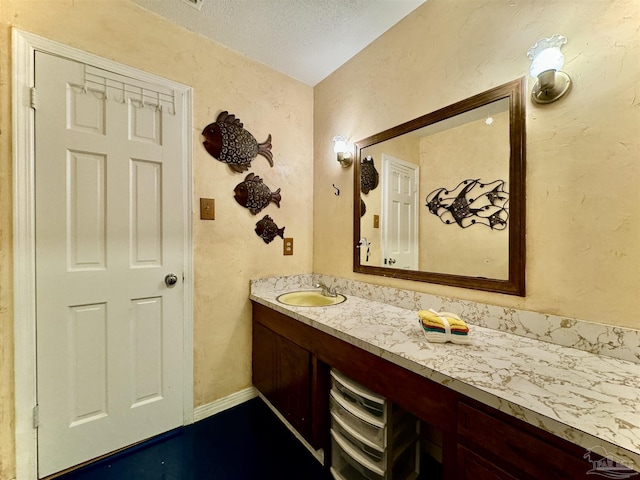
[381,154,419,269]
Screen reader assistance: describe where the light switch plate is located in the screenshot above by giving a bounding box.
[200,198,215,220]
[283,238,294,256]
[373,215,380,228]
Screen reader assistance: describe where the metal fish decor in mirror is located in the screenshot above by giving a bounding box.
[255,215,285,244]
[202,111,273,173]
[360,156,379,194]
[426,179,509,230]
[234,173,281,215]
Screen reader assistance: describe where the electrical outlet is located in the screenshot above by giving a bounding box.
[283,238,294,256]
[200,198,215,220]
[373,215,380,228]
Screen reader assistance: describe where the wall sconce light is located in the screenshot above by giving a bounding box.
[527,34,571,104]
[333,135,353,168]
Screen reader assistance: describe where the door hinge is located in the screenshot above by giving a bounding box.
[30,87,37,110]
[33,404,39,429]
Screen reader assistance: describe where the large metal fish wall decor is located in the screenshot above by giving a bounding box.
[425,179,509,230]
[202,111,273,173]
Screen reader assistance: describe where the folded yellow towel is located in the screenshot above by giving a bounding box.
[418,309,472,345]
[418,309,467,328]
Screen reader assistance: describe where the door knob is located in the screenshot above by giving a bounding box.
[164,274,178,287]
[388,258,396,265]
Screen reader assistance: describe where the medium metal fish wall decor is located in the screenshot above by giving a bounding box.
[255,215,285,244]
[234,173,281,215]
[202,111,273,173]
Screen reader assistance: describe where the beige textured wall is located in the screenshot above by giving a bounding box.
[0,1,313,477]
[314,0,640,328]
[419,111,510,278]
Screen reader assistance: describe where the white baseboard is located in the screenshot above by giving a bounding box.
[192,386,258,422]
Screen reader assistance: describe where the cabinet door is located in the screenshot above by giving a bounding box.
[458,402,596,479]
[252,318,313,444]
[252,321,278,406]
[277,335,312,441]
[457,446,519,480]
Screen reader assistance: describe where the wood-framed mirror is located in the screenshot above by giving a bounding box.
[353,77,526,296]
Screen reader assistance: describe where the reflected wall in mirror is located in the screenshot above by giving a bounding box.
[354,78,526,296]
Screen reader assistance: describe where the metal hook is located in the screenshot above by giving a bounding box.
[332,184,340,196]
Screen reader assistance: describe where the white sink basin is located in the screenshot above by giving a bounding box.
[276,290,346,307]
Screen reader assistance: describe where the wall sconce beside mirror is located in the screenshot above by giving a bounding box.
[333,135,353,167]
[527,34,571,104]
[353,77,526,296]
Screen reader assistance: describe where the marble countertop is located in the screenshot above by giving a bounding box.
[251,287,640,472]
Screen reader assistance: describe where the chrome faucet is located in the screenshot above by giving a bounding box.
[313,282,337,298]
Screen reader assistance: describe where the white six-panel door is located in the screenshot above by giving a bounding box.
[34,51,185,477]
[381,154,419,270]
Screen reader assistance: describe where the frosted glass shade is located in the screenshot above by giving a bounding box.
[527,34,567,77]
[529,47,564,77]
[333,135,348,153]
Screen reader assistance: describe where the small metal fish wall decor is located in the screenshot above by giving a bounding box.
[234,173,281,215]
[202,111,273,173]
[255,215,285,244]
[360,156,379,194]
[425,179,509,230]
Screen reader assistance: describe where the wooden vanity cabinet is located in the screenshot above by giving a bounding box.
[252,302,628,479]
[252,301,456,475]
[252,304,329,451]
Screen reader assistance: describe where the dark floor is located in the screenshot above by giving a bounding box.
[57,397,331,480]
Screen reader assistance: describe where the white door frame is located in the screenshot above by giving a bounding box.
[12,29,194,480]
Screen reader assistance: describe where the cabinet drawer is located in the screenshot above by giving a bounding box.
[332,413,420,475]
[458,402,592,479]
[331,429,420,480]
[332,429,385,480]
[331,369,386,419]
[331,391,386,448]
[332,411,385,464]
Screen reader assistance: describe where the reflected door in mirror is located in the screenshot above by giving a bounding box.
[381,154,418,270]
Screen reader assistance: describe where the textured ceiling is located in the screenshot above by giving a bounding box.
[133,0,427,86]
